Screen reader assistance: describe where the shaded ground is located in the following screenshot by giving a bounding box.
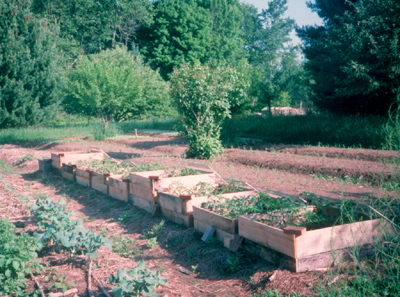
[0,133,399,296]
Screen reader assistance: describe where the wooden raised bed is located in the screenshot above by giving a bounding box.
[51,151,104,171]
[192,191,258,242]
[239,213,393,272]
[90,171,110,195]
[76,167,91,187]
[129,169,217,213]
[107,175,130,202]
[62,164,76,181]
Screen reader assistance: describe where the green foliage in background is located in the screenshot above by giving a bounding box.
[63,47,171,130]
[31,0,154,57]
[0,0,63,128]
[221,113,387,149]
[297,0,400,115]
[138,0,211,80]
[241,0,308,113]
[170,63,249,159]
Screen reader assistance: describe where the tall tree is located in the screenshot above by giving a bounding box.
[137,0,211,79]
[200,0,246,66]
[297,0,399,115]
[31,0,153,59]
[138,0,246,79]
[0,0,63,128]
[242,0,296,113]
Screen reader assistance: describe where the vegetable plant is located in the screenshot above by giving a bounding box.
[109,260,168,297]
[77,159,164,178]
[0,218,44,296]
[201,193,347,229]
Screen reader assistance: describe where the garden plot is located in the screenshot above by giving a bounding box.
[237,194,395,272]
[158,179,254,227]
[75,159,164,202]
[51,150,104,173]
[193,191,279,244]
[129,167,218,212]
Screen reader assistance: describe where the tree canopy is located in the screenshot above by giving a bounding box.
[297,0,400,115]
[63,47,171,128]
[0,0,63,128]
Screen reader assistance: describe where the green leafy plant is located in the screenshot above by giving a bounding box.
[213,179,247,195]
[45,271,75,292]
[225,254,242,274]
[118,213,132,224]
[77,159,164,178]
[109,260,168,297]
[0,218,44,296]
[142,220,165,239]
[146,238,158,249]
[170,63,249,159]
[16,154,34,165]
[30,198,112,258]
[113,236,137,259]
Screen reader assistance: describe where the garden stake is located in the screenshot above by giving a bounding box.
[87,258,94,297]
[207,165,228,184]
[83,258,112,297]
[31,273,45,297]
[366,205,400,230]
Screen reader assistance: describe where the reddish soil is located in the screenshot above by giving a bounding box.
[0,133,399,296]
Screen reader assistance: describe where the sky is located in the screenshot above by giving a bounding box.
[242,0,324,45]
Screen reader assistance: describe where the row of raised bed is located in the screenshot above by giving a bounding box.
[40,151,395,272]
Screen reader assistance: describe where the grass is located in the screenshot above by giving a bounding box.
[0,113,389,149]
[221,114,387,149]
[0,117,179,144]
[0,160,17,172]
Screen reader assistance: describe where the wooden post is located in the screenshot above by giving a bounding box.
[135,129,137,139]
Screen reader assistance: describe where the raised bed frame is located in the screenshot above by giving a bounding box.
[51,150,104,173]
[129,169,217,213]
[239,212,394,272]
[42,153,397,273]
[192,191,258,242]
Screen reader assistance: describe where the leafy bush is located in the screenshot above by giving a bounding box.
[92,123,122,141]
[63,47,171,130]
[170,63,249,159]
[0,219,43,296]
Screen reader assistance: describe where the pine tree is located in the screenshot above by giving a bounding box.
[0,0,63,128]
[297,0,400,115]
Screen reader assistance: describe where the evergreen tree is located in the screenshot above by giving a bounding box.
[297,0,399,115]
[0,0,63,128]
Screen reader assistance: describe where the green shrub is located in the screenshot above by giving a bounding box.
[63,46,171,130]
[170,63,249,159]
